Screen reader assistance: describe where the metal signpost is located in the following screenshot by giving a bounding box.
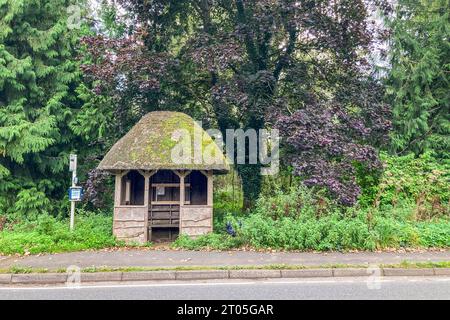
[68,154,82,231]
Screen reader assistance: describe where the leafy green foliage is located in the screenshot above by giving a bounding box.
[175,202,449,252]
[0,210,118,255]
[172,233,244,251]
[240,212,375,251]
[416,221,450,247]
[253,186,320,220]
[12,187,50,220]
[373,153,449,218]
[0,0,86,217]
[175,179,449,251]
[213,178,244,227]
[387,0,450,157]
[69,83,115,141]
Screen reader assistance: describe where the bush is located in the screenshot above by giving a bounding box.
[0,210,118,255]
[372,153,449,217]
[14,188,50,218]
[416,220,450,247]
[212,179,246,232]
[174,184,450,251]
[253,187,319,220]
[240,210,377,251]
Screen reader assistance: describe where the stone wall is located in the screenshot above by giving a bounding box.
[180,205,213,237]
[113,206,147,243]
[113,205,213,243]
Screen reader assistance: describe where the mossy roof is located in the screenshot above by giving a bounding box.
[97,111,230,173]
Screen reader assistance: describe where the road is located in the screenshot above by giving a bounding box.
[0,277,449,300]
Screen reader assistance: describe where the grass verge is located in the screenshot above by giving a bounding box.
[1,260,448,274]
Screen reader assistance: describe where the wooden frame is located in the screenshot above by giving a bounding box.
[114,169,214,243]
[200,170,214,206]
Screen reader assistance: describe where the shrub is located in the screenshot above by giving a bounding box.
[416,220,450,247]
[174,185,450,251]
[373,153,449,218]
[10,187,50,221]
[254,185,339,220]
[239,211,377,251]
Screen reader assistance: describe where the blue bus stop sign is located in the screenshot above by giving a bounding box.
[68,187,83,201]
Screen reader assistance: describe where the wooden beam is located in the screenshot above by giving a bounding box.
[173,170,181,178]
[199,170,213,206]
[179,175,185,206]
[173,170,191,178]
[143,170,156,243]
[150,200,191,205]
[114,172,124,207]
[150,183,191,187]
[137,169,157,177]
[173,170,192,237]
[143,174,150,242]
[179,173,185,235]
[206,171,213,206]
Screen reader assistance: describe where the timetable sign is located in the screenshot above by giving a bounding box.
[69,187,83,201]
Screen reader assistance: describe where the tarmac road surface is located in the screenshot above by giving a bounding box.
[1,276,449,300]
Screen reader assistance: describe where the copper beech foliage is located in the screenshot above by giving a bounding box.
[277,87,392,205]
[81,0,392,205]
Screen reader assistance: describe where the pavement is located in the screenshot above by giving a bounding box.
[1,249,449,270]
[1,277,449,300]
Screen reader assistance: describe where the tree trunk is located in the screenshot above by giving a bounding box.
[237,163,262,210]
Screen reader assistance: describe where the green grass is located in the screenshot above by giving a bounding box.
[0,212,120,255]
[382,260,450,269]
[1,260,448,274]
[172,233,245,250]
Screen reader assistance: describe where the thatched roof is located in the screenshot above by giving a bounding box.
[98,111,230,173]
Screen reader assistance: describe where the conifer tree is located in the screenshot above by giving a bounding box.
[387,0,449,157]
[0,0,83,217]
